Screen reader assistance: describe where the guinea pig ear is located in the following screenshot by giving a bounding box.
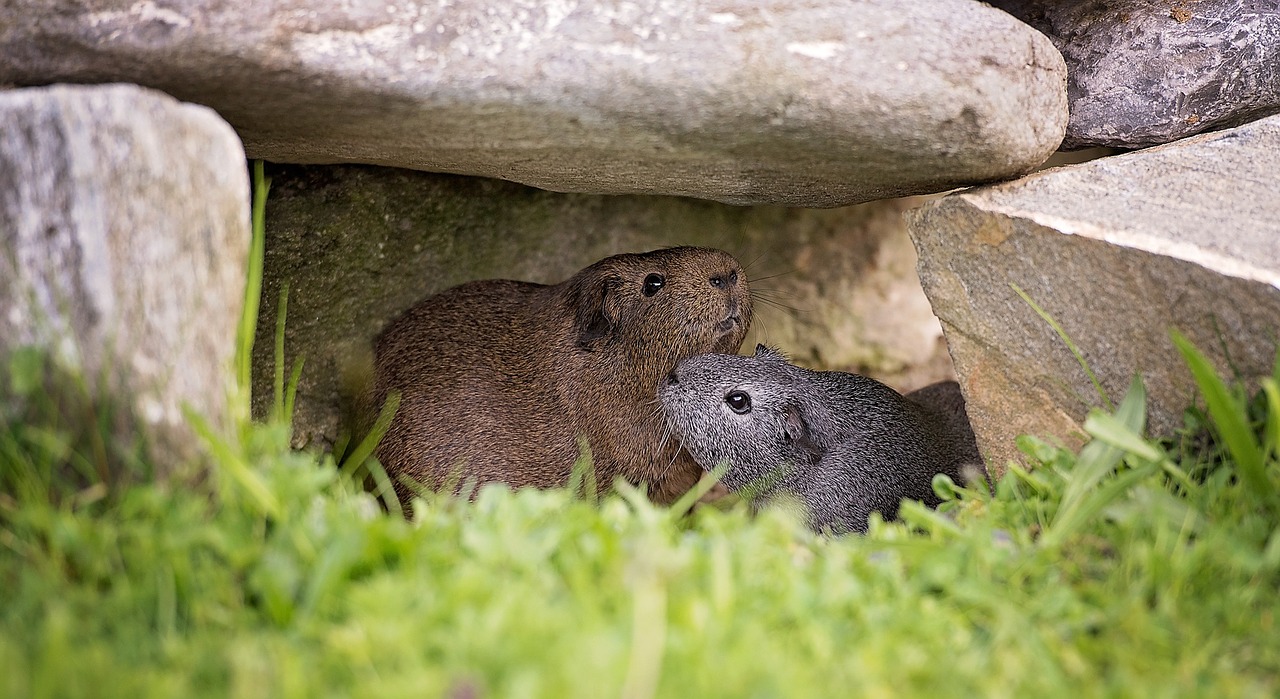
[754,344,788,363]
[783,405,821,460]
[572,274,624,350]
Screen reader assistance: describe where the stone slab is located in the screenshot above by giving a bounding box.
[906,114,1280,467]
[3,0,1067,207]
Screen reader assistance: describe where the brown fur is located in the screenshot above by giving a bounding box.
[371,247,752,508]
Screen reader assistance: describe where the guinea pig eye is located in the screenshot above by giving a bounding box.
[725,390,752,414]
[642,273,665,297]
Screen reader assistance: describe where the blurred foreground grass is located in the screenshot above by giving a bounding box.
[2,337,1279,698]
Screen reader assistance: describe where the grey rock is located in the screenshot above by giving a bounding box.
[906,113,1280,468]
[253,164,952,449]
[0,83,249,471]
[3,0,1067,207]
[990,0,1280,149]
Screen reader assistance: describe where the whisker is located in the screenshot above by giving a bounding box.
[751,285,804,297]
[751,291,808,307]
[752,290,803,304]
[747,269,799,283]
[657,424,673,468]
[663,435,683,478]
[645,396,676,474]
[751,317,778,351]
[752,285,806,298]
[742,252,767,273]
[752,295,805,316]
[646,404,667,425]
[752,297,793,309]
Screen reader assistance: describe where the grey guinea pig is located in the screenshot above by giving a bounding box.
[659,344,988,534]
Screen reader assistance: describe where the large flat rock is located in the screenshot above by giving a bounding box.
[991,0,1280,149]
[3,0,1066,207]
[254,165,952,449]
[906,114,1280,467]
[0,84,249,471]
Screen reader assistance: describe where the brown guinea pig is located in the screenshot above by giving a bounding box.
[370,246,752,509]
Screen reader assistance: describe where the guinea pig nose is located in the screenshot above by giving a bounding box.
[664,370,680,386]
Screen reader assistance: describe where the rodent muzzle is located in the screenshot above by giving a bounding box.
[716,297,745,334]
[715,315,742,334]
[664,369,680,387]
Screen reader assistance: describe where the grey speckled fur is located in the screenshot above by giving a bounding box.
[660,345,988,534]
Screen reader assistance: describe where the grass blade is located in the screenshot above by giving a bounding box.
[284,357,305,430]
[668,464,728,519]
[1084,411,1162,462]
[1263,378,1280,465]
[235,160,270,410]
[1011,283,1113,411]
[1043,464,1159,548]
[363,455,403,519]
[273,283,289,421]
[1062,375,1146,501]
[1085,411,1194,492]
[1171,330,1274,504]
[186,408,281,519]
[339,392,400,479]
[1043,376,1147,547]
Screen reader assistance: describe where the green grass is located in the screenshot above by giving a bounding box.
[1,165,1278,697]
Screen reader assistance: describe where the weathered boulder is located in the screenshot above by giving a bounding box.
[3,0,1067,207]
[906,114,1280,468]
[0,84,249,470]
[990,0,1280,149]
[254,165,950,449]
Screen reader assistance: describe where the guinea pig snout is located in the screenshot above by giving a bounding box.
[664,369,680,387]
[716,298,743,330]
